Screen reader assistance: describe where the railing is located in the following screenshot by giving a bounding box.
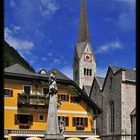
[17,93,49,108]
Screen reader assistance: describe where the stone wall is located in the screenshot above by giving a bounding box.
[121,82,136,137]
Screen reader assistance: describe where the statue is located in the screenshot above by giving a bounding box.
[48,72,58,95]
[59,119,66,135]
[44,71,65,140]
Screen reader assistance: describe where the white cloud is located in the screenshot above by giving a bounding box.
[9,0,16,7]
[5,27,34,51]
[116,0,135,30]
[39,0,59,18]
[96,39,122,54]
[35,30,44,38]
[103,0,135,31]
[53,59,62,65]
[48,53,53,57]
[116,12,135,31]
[60,66,73,80]
[42,57,48,62]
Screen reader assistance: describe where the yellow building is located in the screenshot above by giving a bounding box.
[4,64,102,140]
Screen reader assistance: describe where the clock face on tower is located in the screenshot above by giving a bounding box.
[84,53,92,62]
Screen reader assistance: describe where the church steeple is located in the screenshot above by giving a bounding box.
[78,0,90,43]
[73,0,96,89]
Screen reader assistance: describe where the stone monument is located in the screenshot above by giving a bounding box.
[44,71,65,140]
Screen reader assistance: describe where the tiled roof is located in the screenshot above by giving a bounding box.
[75,42,95,60]
[95,76,105,89]
[4,63,45,78]
[110,65,120,73]
[46,69,72,81]
[125,69,136,81]
[4,64,72,81]
[110,65,136,81]
[83,85,91,96]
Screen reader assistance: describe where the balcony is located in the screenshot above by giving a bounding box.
[18,93,49,109]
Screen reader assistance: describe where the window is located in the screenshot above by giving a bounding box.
[73,117,88,127]
[90,69,92,76]
[58,94,69,102]
[84,68,86,75]
[24,85,31,94]
[71,96,81,103]
[87,69,89,76]
[42,87,49,95]
[38,114,45,121]
[58,116,69,126]
[4,89,13,97]
[110,101,115,132]
[15,114,33,128]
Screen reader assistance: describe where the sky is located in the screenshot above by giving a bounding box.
[4,0,136,79]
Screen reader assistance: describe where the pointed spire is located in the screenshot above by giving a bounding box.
[78,0,90,43]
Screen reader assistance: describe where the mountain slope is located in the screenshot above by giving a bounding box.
[4,41,35,72]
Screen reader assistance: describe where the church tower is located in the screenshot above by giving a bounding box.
[73,0,96,89]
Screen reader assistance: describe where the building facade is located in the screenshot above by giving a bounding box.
[89,66,136,140]
[4,64,102,140]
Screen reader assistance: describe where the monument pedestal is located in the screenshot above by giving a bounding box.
[44,134,65,140]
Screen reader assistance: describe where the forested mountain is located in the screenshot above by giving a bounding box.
[4,41,35,72]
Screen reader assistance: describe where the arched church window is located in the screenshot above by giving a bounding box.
[84,68,86,75]
[87,69,89,76]
[110,100,115,132]
[90,69,92,76]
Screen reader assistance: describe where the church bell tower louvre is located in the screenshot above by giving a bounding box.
[73,0,96,89]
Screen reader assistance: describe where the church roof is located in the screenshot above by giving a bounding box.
[95,76,105,89]
[83,85,91,96]
[75,0,95,60]
[75,42,95,60]
[78,0,90,43]
[110,65,136,81]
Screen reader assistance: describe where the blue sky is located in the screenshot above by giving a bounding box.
[4,0,136,79]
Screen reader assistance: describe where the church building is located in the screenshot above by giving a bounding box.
[73,0,136,140]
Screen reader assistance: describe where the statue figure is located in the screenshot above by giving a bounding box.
[45,71,65,139]
[46,71,60,135]
[48,71,58,95]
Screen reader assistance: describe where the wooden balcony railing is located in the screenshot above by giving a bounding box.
[17,93,49,108]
